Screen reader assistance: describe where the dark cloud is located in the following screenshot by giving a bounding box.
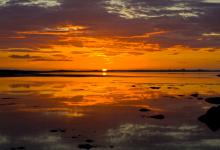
[9,54,72,61]
[10,54,42,59]
[0,0,219,54]
[1,48,61,53]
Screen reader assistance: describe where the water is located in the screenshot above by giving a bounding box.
[0,72,220,150]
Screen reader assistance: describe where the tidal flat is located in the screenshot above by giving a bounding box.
[0,72,220,150]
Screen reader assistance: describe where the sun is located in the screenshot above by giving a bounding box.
[102,68,108,72]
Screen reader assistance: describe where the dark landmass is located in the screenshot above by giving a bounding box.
[205,97,220,105]
[150,86,161,90]
[217,74,220,77]
[191,93,199,97]
[0,70,110,77]
[150,114,165,119]
[78,144,96,150]
[0,69,220,77]
[198,106,220,131]
[139,108,151,112]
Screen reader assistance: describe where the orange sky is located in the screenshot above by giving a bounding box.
[0,0,220,70]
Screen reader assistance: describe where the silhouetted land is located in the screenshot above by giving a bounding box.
[199,106,220,131]
[0,70,109,77]
[0,69,220,77]
[205,97,220,105]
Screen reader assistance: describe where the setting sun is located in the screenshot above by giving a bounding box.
[102,68,108,72]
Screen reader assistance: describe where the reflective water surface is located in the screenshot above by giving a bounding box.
[0,72,220,150]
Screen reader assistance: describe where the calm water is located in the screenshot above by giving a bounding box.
[0,72,220,150]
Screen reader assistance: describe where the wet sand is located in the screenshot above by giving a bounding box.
[0,72,220,150]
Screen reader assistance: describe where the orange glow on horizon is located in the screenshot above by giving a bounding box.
[1,24,220,70]
[102,68,108,72]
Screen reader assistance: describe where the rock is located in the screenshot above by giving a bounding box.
[131,85,136,87]
[178,95,184,97]
[2,97,15,100]
[139,108,150,112]
[217,74,220,77]
[50,129,58,132]
[198,106,220,131]
[191,93,199,97]
[109,145,114,148]
[150,87,160,89]
[150,114,165,119]
[10,146,25,150]
[205,97,220,104]
[50,128,66,133]
[78,144,96,150]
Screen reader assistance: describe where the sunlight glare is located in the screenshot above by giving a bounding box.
[102,68,108,72]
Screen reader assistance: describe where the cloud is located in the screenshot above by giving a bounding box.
[10,54,41,59]
[0,0,61,8]
[104,0,204,19]
[9,54,72,61]
[0,0,219,59]
[32,58,72,61]
[1,48,61,53]
[203,0,220,4]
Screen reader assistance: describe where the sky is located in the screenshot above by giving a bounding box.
[0,0,220,70]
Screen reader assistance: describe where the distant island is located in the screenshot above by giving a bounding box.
[0,69,220,77]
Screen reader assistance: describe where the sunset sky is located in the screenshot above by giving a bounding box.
[0,0,220,70]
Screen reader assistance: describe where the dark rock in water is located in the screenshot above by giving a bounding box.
[150,114,165,119]
[2,97,16,100]
[198,106,220,131]
[109,145,114,148]
[139,108,150,112]
[217,74,220,77]
[178,95,184,97]
[50,128,66,133]
[50,129,58,132]
[78,144,96,150]
[10,146,25,150]
[205,97,220,104]
[131,85,136,87]
[32,105,40,108]
[191,93,199,97]
[150,87,160,89]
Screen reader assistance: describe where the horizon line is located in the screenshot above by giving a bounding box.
[1,69,220,72]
